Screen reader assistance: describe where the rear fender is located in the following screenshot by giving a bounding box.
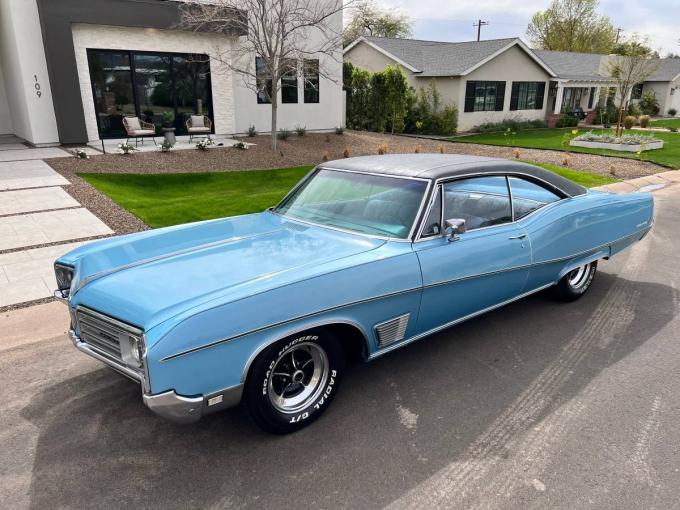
[557,248,610,281]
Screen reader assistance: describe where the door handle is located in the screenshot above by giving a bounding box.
[509,234,527,240]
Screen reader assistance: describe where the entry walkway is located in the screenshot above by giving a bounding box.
[0,136,112,307]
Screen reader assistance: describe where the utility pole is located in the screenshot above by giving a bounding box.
[473,19,489,41]
[615,28,623,45]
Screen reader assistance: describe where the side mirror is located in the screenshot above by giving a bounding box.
[444,218,466,242]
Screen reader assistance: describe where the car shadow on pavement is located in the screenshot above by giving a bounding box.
[21,272,677,509]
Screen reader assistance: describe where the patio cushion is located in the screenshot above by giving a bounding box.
[188,126,210,133]
[128,129,155,136]
[125,117,141,130]
[190,115,205,127]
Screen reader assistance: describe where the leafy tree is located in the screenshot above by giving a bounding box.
[613,34,659,57]
[383,66,410,133]
[527,0,616,54]
[343,0,412,47]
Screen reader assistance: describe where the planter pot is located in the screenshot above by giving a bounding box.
[570,140,664,152]
[162,127,176,145]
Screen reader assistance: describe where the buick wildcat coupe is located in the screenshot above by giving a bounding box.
[54,154,653,433]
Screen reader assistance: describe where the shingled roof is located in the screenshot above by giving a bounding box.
[532,50,609,82]
[346,36,556,77]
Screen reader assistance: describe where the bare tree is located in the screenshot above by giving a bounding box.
[179,0,346,150]
[606,54,658,136]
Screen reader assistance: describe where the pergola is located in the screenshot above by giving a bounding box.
[551,77,618,114]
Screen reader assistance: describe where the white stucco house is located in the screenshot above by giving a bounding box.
[0,0,343,146]
[344,36,680,132]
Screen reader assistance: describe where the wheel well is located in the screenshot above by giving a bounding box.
[321,323,369,363]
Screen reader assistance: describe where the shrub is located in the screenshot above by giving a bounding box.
[118,143,137,155]
[277,128,291,140]
[159,140,174,152]
[195,138,214,150]
[414,144,421,153]
[623,116,636,129]
[639,91,660,116]
[668,127,678,132]
[322,151,330,161]
[295,125,307,137]
[335,126,344,135]
[233,141,247,150]
[626,102,640,117]
[473,118,546,133]
[669,108,678,116]
[378,144,388,155]
[406,81,458,136]
[608,163,616,176]
[343,148,351,158]
[73,148,89,159]
[562,155,571,167]
[437,145,445,154]
[247,125,257,137]
[639,115,651,128]
[555,114,579,128]
[512,148,521,159]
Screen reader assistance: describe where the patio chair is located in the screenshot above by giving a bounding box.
[123,116,156,147]
[186,115,212,142]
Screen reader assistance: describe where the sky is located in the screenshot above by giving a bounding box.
[373,0,679,56]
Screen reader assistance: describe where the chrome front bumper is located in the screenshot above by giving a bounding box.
[69,329,243,424]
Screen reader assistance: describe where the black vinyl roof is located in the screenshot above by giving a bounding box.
[323,154,587,197]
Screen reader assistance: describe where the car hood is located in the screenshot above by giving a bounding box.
[67,212,385,330]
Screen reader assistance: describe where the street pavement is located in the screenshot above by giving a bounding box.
[1,183,679,509]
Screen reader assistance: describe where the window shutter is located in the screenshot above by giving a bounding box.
[464,81,476,112]
[510,82,520,111]
[495,81,506,111]
[535,82,546,110]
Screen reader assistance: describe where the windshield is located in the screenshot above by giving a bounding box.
[274,168,428,239]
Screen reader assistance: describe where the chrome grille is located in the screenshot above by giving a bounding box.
[76,308,140,361]
[375,313,410,347]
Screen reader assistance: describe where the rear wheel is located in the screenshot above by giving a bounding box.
[551,261,597,302]
[243,330,344,434]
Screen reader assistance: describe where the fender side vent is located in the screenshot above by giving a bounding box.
[375,313,410,347]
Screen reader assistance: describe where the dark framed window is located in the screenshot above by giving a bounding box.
[87,49,212,139]
[508,176,560,220]
[442,176,511,231]
[587,87,596,109]
[256,56,272,104]
[510,81,546,110]
[304,59,320,103]
[631,83,644,100]
[281,59,298,104]
[464,81,506,112]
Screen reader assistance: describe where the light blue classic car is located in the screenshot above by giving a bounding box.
[54,155,653,433]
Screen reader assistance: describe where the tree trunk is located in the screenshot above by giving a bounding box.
[616,99,626,137]
[271,96,278,151]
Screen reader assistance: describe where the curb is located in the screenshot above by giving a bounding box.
[593,170,680,193]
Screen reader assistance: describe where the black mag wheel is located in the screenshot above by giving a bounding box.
[243,330,344,434]
[551,261,598,302]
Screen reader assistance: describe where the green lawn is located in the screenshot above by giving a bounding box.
[651,118,680,129]
[450,127,680,168]
[527,162,619,187]
[81,162,614,228]
[79,166,312,228]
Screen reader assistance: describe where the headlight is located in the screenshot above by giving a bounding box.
[54,264,74,294]
[126,334,145,368]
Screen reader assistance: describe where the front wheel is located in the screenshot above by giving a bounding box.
[243,330,344,434]
[551,261,598,302]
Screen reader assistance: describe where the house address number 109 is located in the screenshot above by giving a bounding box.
[34,75,42,98]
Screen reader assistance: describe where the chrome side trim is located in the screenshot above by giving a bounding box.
[368,282,555,360]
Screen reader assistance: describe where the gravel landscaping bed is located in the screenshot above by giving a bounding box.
[45,130,665,235]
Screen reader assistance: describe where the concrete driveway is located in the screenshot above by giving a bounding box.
[1,184,679,509]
